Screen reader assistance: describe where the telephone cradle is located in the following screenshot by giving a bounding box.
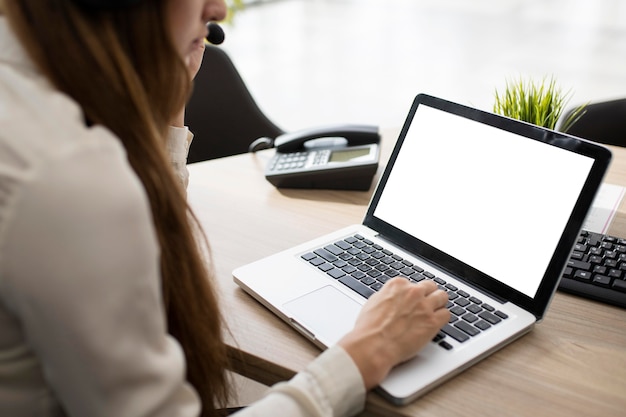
[260,124,381,191]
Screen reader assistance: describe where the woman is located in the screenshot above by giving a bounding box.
[0,0,450,416]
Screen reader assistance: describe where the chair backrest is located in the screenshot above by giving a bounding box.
[185,46,284,162]
[561,98,626,147]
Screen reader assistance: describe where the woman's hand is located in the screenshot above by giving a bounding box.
[338,277,450,389]
[186,38,206,81]
[171,40,206,127]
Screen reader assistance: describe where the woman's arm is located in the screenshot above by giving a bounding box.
[0,132,200,417]
[234,345,365,417]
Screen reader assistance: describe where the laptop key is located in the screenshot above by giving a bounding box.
[433,332,446,342]
[309,257,325,267]
[314,248,338,263]
[478,311,502,324]
[455,321,480,337]
[301,252,316,261]
[441,324,469,343]
[335,240,352,250]
[439,341,454,350]
[475,320,491,331]
[494,310,508,320]
[327,268,345,279]
[339,276,375,299]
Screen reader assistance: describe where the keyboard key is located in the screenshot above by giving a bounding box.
[447,292,459,300]
[454,297,471,307]
[609,269,622,279]
[399,267,414,275]
[612,280,626,292]
[567,259,591,271]
[592,275,612,288]
[367,270,382,278]
[309,257,325,266]
[450,306,465,316]
[327,268,345,279]
[351,271,366,280]
[457,290,470,298]
[338,276,375,299]
[494,310,509,320]
[314,248,338,263]
[573,270,593,282]
[301,252,316,261]
[333,260,348,268]
[335,240,352,250]
[377,275,392,284]
[342,266,357,274]
[462,313,479,323]
[479,311,502,325]
[469,296,482,304]
[439,341,453,350]
[454,321,480,337]
[442,324,469,343]
[467,304,483,314]
[360,277,376,285]
[475,320,492,331]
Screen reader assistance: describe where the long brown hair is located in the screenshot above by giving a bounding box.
[4,0,231,414]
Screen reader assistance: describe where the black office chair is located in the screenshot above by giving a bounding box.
[560,98,626,147]
[185,45,284,163]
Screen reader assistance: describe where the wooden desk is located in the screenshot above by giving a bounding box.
[187,130,626,417]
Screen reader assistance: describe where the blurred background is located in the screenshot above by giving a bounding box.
[218,0,626,403]
[217,0,625,132]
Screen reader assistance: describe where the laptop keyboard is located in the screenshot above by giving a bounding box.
[559,230,626,308]
[300,234,509,350]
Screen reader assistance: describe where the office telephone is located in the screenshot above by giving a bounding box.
[263,124,381,191]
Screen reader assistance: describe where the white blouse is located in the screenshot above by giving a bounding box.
[0,17,364,417]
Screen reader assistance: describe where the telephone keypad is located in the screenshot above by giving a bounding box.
[269,150,331,172]
[270,152,308,172]
[311,150,331,166]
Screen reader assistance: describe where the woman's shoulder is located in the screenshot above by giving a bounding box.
[0,17,128,187]
[0,62,125,168]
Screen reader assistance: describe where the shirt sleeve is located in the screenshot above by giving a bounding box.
[234,345,366,417]
[0,136,201,417]
[167,126,194,189]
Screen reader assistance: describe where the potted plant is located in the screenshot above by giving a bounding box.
[493,76,586,132]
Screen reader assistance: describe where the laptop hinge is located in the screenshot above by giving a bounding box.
[375,233,508,304]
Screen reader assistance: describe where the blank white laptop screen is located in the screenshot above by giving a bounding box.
[373,105,595,298]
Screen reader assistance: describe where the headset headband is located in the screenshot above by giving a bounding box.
[72,0,142,9]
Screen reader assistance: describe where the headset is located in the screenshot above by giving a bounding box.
[72,0,141,9]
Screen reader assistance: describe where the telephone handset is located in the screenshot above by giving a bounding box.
[264,124,381,191]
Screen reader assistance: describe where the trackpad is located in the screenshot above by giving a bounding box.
[283,286,362,346]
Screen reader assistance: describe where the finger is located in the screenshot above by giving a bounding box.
[422,288,449,312]
[413,278,438,294]
[432,289,449,309]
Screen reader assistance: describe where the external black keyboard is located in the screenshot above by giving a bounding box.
[559,230,626,308]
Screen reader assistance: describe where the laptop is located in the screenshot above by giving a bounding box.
[233,93,611,405]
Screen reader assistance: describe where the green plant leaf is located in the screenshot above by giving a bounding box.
[493,76,585,131]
